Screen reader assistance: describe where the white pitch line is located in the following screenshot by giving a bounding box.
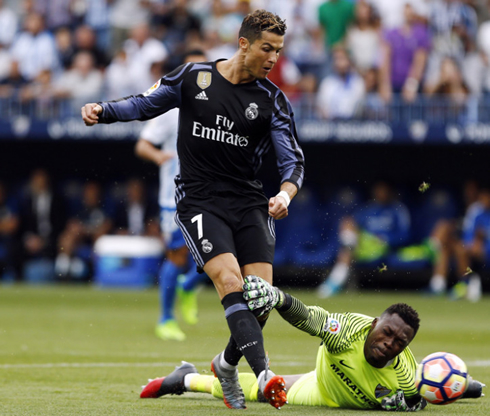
[0,361,310,370]
[0,360,489,370]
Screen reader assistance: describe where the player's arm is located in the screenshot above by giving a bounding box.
[243,275,327,338]
[81,64,189,126]
[268,91,305,220]
[135,139,175,166]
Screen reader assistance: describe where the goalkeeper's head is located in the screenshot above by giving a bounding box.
[364,303,420,368]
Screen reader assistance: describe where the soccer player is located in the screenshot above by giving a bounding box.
[135,50,210,342]
[141,276,485,410]
[81,9,305,410]
[317,181,411,298]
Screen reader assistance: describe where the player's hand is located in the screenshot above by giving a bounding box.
[81,103,103,126]
[381,390,426,412]
[268,195,288,220]
[242,275,284,317]
[156,150,176,166]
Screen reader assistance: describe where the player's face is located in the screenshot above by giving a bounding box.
[364,313,415,368]
[242,31,284,80]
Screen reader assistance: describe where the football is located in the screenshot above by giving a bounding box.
[415,352,468,405]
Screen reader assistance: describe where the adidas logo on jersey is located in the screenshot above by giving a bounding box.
[195,91,208,101]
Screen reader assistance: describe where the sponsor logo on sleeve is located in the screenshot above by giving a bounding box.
[143,79,161,96]
[324,317,341,334]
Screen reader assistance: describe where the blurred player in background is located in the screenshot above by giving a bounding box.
[140,276,485,410]
[81,9,305,410]
[317,181,411,298]
[135,49,209,342]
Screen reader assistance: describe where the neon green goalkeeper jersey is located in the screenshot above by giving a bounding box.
[279,301,419,409]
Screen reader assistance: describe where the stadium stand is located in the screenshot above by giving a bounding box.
[0,0,489,298]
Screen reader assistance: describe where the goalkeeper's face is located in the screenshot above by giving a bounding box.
[363,313,415,368]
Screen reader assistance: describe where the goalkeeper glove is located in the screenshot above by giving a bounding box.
[242,275,285,317]
[381,390,426,412]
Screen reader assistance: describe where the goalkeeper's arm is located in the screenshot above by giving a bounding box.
[243,275,327,337]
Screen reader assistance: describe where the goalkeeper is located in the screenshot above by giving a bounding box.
[141,276,484,411]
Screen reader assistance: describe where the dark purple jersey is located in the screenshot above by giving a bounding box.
[98,60,305,201]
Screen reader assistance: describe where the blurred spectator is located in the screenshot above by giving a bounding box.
[267,54,302,100]
[270,0,326,77]
[9,12,59,81]
[425,0,478,93]
[317,181,411,298]
[379,3,430,103]
[52,51,104,110]
[104,49,135,99]
[346,0,382,74]
[18,69,53,116]
[82,0,111,53]
[153,0,201,69]
[54,26,75,69]
[19,169,67,274]
[114,178,157,236]
[318,0,355,49]
[203,0,237,61]
[55,181,112,280]
[458,184,490,302]
[0,0,18,47]
[429,56,470,119]
[478,2,490,96]
[422,180,483,300]
[73,24,109,69]
[0,42,12,81]
[0,61,28,99]
[362,67,386,118]
[368,0,429,30]
[34,0,78,32]
[0,181,20,281]
[109,0,151,51]
[123,22,168,94]
[316,46,365,119]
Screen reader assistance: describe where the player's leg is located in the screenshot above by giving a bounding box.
[219,262,272,374]
[222,209,276,369]
[205,254,286,409]
[155,245,187,341]
[155,208,188,341]
[318,217,357,298]
[141,364,293,402]
[175,208,248,408]
[427,220,452,295]
[177,253,208,325]
[221,209,286,409]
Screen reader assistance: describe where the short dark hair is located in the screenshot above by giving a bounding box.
[382,303,420,336]
[238,9,287,44]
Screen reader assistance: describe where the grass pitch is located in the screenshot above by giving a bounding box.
[0,284,488,415]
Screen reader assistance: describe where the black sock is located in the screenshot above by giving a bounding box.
[221,292,267,377]
[224,315,269,366]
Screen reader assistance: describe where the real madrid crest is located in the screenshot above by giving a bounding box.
[197,71,212,89]
[201,239,213,253]
[245,103,259,120]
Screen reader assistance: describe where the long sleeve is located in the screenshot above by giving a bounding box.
[98,64,188,124]
[270,91,305,191]
[277,294,328,338]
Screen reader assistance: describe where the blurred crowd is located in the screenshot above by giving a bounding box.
[0,169,160,282]
[1,168,489,302]
[1,0,490,120]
